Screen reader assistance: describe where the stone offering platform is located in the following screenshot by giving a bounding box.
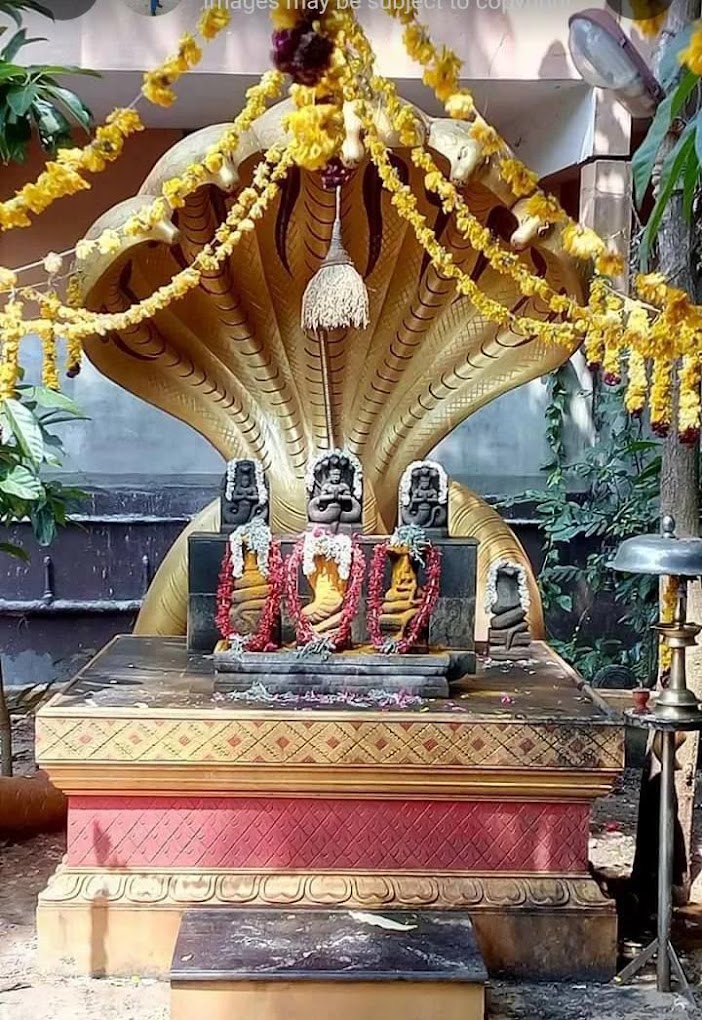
[35,636,624,981]
[170,908,487,1020]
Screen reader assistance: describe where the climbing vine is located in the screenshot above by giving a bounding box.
[502,366,662,683]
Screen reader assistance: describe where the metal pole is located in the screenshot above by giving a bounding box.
[658,728,675,991]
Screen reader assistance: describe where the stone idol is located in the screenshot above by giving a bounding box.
[486,559,532,655]
[306,448,363,532]
[399,459,448,535]
[220,458,269,531]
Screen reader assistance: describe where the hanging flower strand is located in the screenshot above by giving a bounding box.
[0,8,231,235]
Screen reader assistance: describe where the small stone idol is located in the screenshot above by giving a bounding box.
[399,459,449,535]
[306,449,363,532]
[486,559,531,655]
[220,458,269,532]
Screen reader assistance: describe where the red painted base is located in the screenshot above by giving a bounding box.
[67,796,589,872]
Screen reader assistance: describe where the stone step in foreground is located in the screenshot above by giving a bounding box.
[170,907,487,1020]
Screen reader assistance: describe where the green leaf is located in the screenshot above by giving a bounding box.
[659,24,695,90]
[38,410,90,427]
[632,69,698,207]
[30,503,56,546]
[30,96,71,149]
[1,28,44,62]
[0,463,42,499]
[694,105,702,169]
[3,398,44,464]
[683,148,699,223]
[6,82,38,118]
[30,385,82,414]
[26,64,100,78]
[41,85,91,131]
[0,541,29,561]
[0,62,26,81]
[639,125,696,270]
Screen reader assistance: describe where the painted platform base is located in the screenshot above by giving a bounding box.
[37,870,617,981]
[213,649,451,697]
[35,636,624,982]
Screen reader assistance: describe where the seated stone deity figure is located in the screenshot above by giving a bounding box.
[379,547,422,640]
[306,449,363,532]
[487,561,531,653]
[220,458,268,530]
[399,460,448,533]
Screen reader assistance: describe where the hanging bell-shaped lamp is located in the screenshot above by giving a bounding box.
[301,186,369,337]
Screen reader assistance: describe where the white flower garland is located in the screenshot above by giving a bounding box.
[302,529,353,580]
[389,523,429,563]
[229,517,273,579]
[224,458,268,507]
[484,559,531,614]
[305,447,363,500]
[399,460,448,507]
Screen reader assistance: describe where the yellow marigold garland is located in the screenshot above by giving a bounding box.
[363,114,581,347]
[624,350,648,417]
[0,300,24,402]
[67,70,285,264]
[142,32,203,108]
[285,103,345,171]
[38,292,61,390]
[37,148,289,344]
[0,11,231,238]
[198,5,231,38]
[499,158,539,198]
[410,147,578,321]
[469,117,504,157]
[650,358,673,436]
[678,353,702,443]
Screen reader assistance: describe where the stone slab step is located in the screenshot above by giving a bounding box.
[171,908,486,1020]
[213,649,451,697]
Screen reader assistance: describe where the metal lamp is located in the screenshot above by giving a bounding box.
[610,514,702,1002]
[567,9,665,119]
[610,514,702,722]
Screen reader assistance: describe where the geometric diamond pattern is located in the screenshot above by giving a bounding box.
[67,796,589,873]
[38,715,623,771]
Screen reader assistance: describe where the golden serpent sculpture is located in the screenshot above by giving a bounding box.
[78,99,585,641]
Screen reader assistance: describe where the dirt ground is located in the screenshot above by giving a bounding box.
[2,718,702,1019]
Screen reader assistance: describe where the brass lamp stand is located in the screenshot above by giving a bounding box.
[610,516,702,1004]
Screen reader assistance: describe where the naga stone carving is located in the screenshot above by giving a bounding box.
[379,548,422,641]
[220,458,269,530]
[227,518,274,640]
[486,560,531,653]
[399,460,449,534]
[306,449,363,532]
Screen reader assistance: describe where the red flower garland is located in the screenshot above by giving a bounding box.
[285,534,365,653]
[215,540,284,652]
[367,541,442,653]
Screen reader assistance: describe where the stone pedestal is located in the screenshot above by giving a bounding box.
[35,636,623,982]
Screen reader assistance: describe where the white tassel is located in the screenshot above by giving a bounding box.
[301,187,369,336]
